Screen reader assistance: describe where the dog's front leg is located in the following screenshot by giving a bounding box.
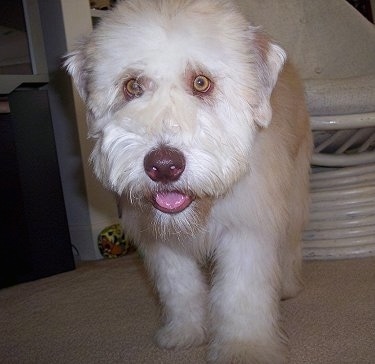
[143,243,208,349]
[208,232,287,364]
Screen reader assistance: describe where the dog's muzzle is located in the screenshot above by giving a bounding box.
[144,146,194,214]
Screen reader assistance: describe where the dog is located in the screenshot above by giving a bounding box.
[65,0,312,362]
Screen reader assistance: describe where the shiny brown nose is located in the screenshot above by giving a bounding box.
[144,146,185,183]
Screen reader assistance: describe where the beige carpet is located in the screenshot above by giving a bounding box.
[0,254,374,364]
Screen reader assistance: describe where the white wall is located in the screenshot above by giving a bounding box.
[58,0,118,260]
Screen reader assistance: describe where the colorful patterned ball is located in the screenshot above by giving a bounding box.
[98,224,133,258]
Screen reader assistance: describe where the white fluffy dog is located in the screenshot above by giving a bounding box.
[65,0,312,362]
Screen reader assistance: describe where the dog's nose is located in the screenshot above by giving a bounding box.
[144,146,185,183]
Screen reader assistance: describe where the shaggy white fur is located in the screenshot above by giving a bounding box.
[65,1,312,362]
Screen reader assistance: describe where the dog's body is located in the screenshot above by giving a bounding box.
[65,1,312,362]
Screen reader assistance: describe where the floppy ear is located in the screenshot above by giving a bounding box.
[249,28,286,128]
[63,38,90,101]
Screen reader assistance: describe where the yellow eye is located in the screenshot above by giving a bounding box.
[193,75,211,94]
[124,78,143,99]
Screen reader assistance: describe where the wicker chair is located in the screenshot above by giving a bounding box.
[237,0,375,259]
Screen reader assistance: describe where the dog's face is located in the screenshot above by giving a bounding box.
[65,0,285,233]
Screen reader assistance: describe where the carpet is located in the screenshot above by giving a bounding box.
[0,254,374,363]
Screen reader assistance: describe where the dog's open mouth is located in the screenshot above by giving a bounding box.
[152,191,193,214]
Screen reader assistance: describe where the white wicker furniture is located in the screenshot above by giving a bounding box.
[237,0,375,259]
[305,113,375,259]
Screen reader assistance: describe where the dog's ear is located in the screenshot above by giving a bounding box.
[249,28,286,128]
[63,38,90,101]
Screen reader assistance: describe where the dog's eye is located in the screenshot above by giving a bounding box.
[193,75,211,94]
[124,78,144,99]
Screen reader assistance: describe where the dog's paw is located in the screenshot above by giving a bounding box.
[281,278,303,300]
[207,339,287,364]
[155,322,207,350]
[281,267,303,300]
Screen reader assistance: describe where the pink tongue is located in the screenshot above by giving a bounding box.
[154,192,192,213]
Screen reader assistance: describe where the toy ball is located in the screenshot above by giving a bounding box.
[98,224,133,258]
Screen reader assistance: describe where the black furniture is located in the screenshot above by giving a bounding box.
[0,0,74,288]
[0,91,75,288]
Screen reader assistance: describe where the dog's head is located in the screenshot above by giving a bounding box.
[65,0,285,233]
